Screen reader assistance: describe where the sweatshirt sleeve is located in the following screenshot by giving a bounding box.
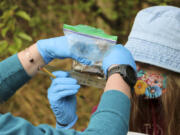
[0,90,131,135]
[83,90,131,135]
[0,54,31,102]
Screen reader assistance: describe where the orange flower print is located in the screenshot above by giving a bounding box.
[134,80,148,95]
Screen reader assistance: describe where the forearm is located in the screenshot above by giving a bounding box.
[0,44,45,102]
[18,44,45,76]
[84,90,131,135]
[0,90,130,135]
[0,54,31,102]
[104,73,131,99]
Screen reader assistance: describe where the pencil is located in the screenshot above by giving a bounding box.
[40,67,56,78]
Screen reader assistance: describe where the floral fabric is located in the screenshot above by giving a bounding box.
[134,70,167,99]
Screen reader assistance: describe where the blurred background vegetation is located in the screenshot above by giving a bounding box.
[0,0,180,131]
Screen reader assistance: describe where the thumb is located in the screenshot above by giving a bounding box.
[72,54,93,65]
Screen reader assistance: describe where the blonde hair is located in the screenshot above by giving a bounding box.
[130,64,180,135]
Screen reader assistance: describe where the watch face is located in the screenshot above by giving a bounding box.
[127,66,137,85]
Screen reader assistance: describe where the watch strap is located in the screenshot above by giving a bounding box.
[107,65,127,79]
[107,65,137,90]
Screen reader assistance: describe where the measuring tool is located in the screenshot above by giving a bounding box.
[40,65,106,89]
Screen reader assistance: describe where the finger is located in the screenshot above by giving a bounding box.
[51,84,80,92]
[50,89,79,101]
[72,54,93,65]
[59,89,79,96]
[49,85,80,98]
[52,78,78,85]
[79,58,94,65]
[52,71,69,77]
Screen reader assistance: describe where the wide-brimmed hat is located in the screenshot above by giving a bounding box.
[125,6,180,73]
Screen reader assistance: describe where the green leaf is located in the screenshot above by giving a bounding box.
[18,32,32,41]
[1,26,9,37]
[0,23,5,28]
[0,10,12,19]
[14,36,22,49]
[159,3,167,6]
[0,40,8,53]
[15,10,31,21]
[11,5,18,11]
[7,19,16,31]
[7,37,22,55]
[8,45,18,54]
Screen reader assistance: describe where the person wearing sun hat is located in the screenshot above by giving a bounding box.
[124,6,180,135]
[125,6,180,73]
[0,4,179,135]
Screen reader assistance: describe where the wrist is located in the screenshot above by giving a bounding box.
[36,39,53,64]
[104,73,131,98]
[107,65,137,90]
[56,115,78,129]
[108,64,119,71]
[18,44,46,76]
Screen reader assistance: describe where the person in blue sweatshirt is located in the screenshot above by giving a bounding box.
[0,33,137,134]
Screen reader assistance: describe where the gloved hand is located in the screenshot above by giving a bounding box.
[36,36,92,65]
[102,44,136,76]
[47,71,80,129]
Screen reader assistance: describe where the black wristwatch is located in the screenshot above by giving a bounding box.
[107,65,137,89]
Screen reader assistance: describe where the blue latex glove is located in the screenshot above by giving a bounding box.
[102,44,136,76]
[37,36,92,65]
[47,71,80,129]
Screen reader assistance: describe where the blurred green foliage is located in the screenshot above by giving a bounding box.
[1,0,179,59]
[0,0,180,130]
